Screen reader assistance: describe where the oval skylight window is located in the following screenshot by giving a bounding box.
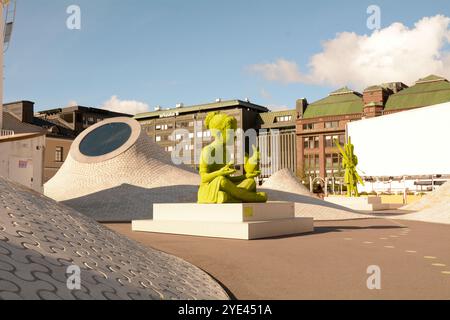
[79,122,132,157]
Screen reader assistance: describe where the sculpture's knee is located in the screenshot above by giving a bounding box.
[244,178,256,191]
[217,176,229,189]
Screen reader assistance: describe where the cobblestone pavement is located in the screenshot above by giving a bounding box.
[0,178,229,300]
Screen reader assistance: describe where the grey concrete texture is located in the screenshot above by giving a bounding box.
[0,177,229,300]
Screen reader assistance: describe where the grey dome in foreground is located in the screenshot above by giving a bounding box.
[0,178,229,300]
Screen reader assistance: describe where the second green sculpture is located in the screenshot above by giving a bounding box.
[197,112,268,204]
[334,136,364,197]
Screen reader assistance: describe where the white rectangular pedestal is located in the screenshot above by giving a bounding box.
[324,196,390,211]
[153,202,295,222]
[132,202,314,240]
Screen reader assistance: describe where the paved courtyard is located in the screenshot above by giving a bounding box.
[106,218,450,300]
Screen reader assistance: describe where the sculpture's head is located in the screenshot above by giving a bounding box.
[205,112,237,144]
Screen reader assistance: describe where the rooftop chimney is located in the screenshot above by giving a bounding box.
[296,98,308,119]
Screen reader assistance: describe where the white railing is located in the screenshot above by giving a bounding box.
[0,129,15,137]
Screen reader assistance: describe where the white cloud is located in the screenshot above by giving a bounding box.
[260,88,272,100]
[101,95,150,115]
[248,59,303,84]
[248,15,450,89]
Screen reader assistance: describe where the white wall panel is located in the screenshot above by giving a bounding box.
[347,102,450,177]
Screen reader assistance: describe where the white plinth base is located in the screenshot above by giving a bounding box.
[324,196,390,211]
[132,202,314,240]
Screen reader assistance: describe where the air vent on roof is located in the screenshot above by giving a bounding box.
[245,98,250,102]
[215,98,222,103]
[155,106,162,111]
[176,103,184,108]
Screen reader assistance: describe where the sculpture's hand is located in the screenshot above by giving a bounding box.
[245,170,261,179]
[244,145,260,174]
[219,162,236,176]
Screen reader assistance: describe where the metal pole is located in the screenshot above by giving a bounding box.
[0,3,4,130]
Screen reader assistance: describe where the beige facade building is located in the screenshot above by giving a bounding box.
[135,99,268,170]
[257,110,298,178]
[0,106,46,193]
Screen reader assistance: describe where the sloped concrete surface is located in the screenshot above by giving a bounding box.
[0,178,229,300]
[394,182,450,224]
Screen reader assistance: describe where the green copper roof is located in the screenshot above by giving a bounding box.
[329,87,355,95]
[416,74,446,83]
[385,76,450,110]
[134,100,268,120]
[303,89,363,119]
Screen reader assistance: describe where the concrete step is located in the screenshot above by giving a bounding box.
[132,217,314,240]
[323,196,390,211]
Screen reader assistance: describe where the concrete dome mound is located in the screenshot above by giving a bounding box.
[395,182,450,224]
[262,169,315,197]
[45,117,199,222]
[0,178,229,300]
[402,182,450,211]
[261,169,373,220]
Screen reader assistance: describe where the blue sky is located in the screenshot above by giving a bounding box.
[4,0,450,113]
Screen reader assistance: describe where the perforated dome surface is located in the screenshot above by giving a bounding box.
[0,178,229,300]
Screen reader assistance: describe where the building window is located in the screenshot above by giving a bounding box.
[176,122,189,129]
[304,154,320,175]
[55,147,63,162]
[276,116,292,123]
[156,124,171,131]
[302,123,315,130]
[155,136,162,142]
[303,136,319,149]
[326,153,343,177]
[325,135,345,148]
[325,121,339,129]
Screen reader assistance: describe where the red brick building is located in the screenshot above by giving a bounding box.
[296,75,450,185]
